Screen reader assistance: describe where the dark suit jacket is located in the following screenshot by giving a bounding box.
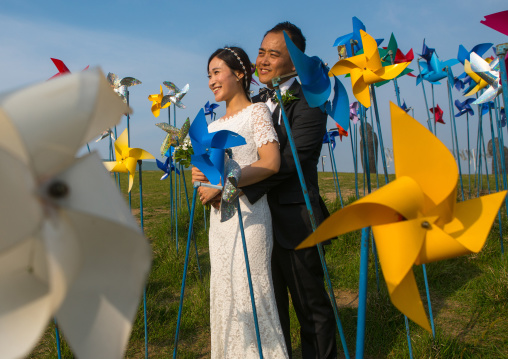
[242,81,329,249]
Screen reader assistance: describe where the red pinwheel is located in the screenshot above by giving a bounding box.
[481,11,508,36]
[336,123,349,141]
[48,58,89,80]
[430,104,445,124]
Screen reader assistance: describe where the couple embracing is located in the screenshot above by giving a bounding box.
[192,22,337,359]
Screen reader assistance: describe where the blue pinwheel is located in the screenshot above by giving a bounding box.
[457,43,493,65]
[189,109,246,185]
[454,98,475,117]
[204,101,220,121]
[416,52,459,85]
[481,101,496,116]
[156,147,180,180]
[323,130,340,150]
[332,16,383,58]
[283,31,349,131]
[400,101,411,113]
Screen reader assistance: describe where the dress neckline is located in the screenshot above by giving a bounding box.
[218,103,256,122]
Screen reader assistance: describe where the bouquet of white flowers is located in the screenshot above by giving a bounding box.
[173,137,193,168]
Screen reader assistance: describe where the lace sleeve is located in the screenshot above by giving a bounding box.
[250,102,279,148]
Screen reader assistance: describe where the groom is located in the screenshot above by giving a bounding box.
[241,22,337,359]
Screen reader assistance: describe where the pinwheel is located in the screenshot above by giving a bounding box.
[481,10,508,36]
[283,31,349,130]
[0,68,151,359]
[107,72,141,103]
[323,130,340,149]
[148,85,171,118]
[329,30,410,108]
[457,43,494,65]
[481,102,496,116]
[219,158,243,222]
[156,117,190,157]
[204,101,220,121]
[157,148,180,180]
[48,58,89,80]
[400,101,411,113]
[95,128,116,142]
[189,109,246,185]
[430,104,445,124]
[463,59,489,96]
[333,16,383,58]
[419,39,436,64]
[455,98,475,117]
[468,53,503,104]
[103,129,155,192]
[499,108,506,127]
[350,101,359,123]
[162,81,189,109]
[297,102,506,332]
[416,53,459,85]
[336,124,348,141]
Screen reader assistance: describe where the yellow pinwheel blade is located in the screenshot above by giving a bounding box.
[464,60,488,96]
[129,148,155,161]
[391,102,458,224]
[361,30,382,70]
[297,176,424,249]
[350,68,371,108]
[151,102,161,117]
[329,54,367,77]
[124,156,138,192]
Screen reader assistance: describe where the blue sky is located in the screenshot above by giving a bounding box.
[0,0,507,173]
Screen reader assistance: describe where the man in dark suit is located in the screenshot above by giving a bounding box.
[242,22,337,359]
[192,22,337,359]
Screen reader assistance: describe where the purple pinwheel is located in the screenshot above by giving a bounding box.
[156,147,179,180]
[400,101,411,113]
[499,108,506,128]
[349,102,359,124]
[323,130,340,150]
[454,98,475,117]
[189,109,246,185]
[418,39,436,64]
[204,101,220,121]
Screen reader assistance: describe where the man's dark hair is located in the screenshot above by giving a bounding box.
[264,22,306,53]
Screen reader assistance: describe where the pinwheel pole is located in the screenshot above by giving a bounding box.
[138,160,149,359]
[53,319,62,359]
[494,96,508,205]
[351,124,360,198]
[173,181,264,359]
[446,68,465,201]
[325,131,343,207]
[272,74,350,358]
[466,113,472,197]
[417,61,434,132]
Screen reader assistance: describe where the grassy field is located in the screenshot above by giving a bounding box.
[29,170,508,358]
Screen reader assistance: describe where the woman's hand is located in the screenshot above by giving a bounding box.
[198,186,221,205]
[192,166,208,183]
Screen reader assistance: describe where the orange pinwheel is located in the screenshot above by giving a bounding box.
[297,102,506,332]
[148,85,170,117]
[329,30,410,108]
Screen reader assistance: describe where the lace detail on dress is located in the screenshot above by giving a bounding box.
[250,103,278,148]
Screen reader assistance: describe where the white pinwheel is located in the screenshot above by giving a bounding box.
[0,68,151,359]
[162,81,189,109]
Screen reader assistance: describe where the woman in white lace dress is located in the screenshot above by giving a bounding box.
[193,47,289,358]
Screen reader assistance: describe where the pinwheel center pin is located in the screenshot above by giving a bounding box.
[421,221,431,229]
[48,181,69,199]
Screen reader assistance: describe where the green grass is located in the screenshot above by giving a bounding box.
[28,170,508,358]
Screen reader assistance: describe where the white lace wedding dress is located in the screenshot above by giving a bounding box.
[207,102,288,359]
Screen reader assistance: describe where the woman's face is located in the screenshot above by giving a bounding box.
[208,57,243,102]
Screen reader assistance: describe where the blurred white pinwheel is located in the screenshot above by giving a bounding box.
[162,81,189,109]
[96,128,116,142]
[0,68,151,359]
[468,53,503,105]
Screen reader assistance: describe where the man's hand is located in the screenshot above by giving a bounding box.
[192,167,208,184]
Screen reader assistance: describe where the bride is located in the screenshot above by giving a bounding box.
[192,46,288,358]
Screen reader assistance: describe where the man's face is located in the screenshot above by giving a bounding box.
[256,31,295,89]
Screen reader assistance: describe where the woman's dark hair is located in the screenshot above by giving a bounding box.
[207,46,252,100]
[264,22,306,53]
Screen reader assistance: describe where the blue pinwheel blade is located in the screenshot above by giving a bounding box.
[326,76,349,131]
[189,108,208,145]
[457,45,470,65]
[191,153,222,185]
[210,130,246,149]
[156,159,166,172]
[472,43,494,58]
[209,148,226,184]
[284,31,331,108]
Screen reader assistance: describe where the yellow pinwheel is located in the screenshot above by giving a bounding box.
[148,85,170,117]
[297,102,506,332]
[463,59,489,96]
[104,129,155,192]
[329,30,410,108]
